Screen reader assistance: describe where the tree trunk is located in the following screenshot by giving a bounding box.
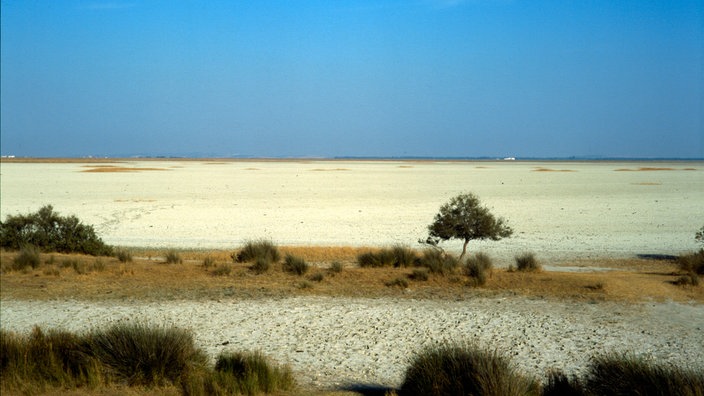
[459,239,469,262]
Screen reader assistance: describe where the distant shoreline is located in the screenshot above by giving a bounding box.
[2,156,703,163]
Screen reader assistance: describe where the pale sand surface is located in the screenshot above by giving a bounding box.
[1,160,702,265]
[1,297,702,389]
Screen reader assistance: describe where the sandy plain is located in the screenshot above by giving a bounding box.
[1,159,702,264]
[1,159,703,392]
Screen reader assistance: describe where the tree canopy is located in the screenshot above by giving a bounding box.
[424,193,513,261]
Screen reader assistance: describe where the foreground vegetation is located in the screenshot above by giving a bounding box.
[2,325,703,396]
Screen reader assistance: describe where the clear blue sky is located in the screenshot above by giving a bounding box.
[1,0,702,158]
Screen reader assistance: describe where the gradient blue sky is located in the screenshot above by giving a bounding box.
[1,0,702,158]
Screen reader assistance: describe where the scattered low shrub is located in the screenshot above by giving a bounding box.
[283,254,309,276]
[515,252,541,272]
[88,322,208,386]
[250,257,270,274]
[674,273,700,286]
[417,249,458,275]
[543,370,585,396]
[329,261,343,273]
[12,246,41,271]
[115,249,132,263]
[584,353,704,396]
[464,252,493,286]
[202,255,216,268]
[213,351,295,395]
[391,245,419,268]
[308,272,324,282]
[678,249,704,275]
[233,240,281,264]
[400,344,539,396]
[211,264,232,276]
[0,205,113,256]
[357,245,419,268]
[408,268,429,281]
[164,250,182,264]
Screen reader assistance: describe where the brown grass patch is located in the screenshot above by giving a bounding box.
[631,182,662,186]
[310,168,351,171]
[615,167,681,172]
[1,250,700,303]
[532,167,576,172]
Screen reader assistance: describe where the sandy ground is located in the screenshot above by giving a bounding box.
[1,160,702,265]
[1,296,702,389]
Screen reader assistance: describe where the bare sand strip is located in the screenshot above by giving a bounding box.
[2,297,702,389]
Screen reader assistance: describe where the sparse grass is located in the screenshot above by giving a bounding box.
[329,261,343,274]
[678,249,704,275]
[164,250,182,264]
[515,252,541,272]
[357,245,419,268]
[399,344,539,396]
[385,277,409,288]
[211,263,232,277]
[250,257,270,274]
[233,240,281,264]
[211,350,295,395]
[283,254,309,276]
[202,255,216,268]
[308,272,325,282]
[674,273,700,287]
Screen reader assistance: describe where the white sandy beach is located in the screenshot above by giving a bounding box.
[1,296,703,389]
[1,160,702,264]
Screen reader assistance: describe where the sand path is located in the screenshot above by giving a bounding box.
[2,296,702,389]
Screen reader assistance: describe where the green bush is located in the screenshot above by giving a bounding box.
[417,249,459,275]
[12,246,41,271]
[392,245,419,268]
[233,240,280,263]
[464,252,493,286]
[88,322,208,386]
[283,254,309,275]
[358,246,419,268]
[584,353,704,396]
[515,252,541,272]
[0,205,113,256]
[400,344,539,396]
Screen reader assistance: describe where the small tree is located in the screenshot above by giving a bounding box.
[696,225,704,247]
[423,193,513,261]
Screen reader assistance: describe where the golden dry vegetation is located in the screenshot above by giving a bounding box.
[1,247,700,303]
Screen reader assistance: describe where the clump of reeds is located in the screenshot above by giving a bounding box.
[464,252,493,286]
[164,250,183,264]
[357,245,419,268]
[233,240,281,264]
[416,249,458,275]
[115,249,132,263]
[283,254,309,276]
[11,246,41,271]
[400,344,539,396]
[515,252,541,272]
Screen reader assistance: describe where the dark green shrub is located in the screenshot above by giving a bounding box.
[678,249,704,275]
[115,249,132,263]
[515,252,541,272]
[12,245,41,271]
[417,249,458,275]
[250,257,270,274]
[465,252,493,286]
[584,353,704,396]
[164,250,182,264]
[0,205,113,256]
[233,240,280,263]
[357,249,394,268]
[409,268,429,281]
[283,254,309,275]
[88,322,208,386]
[213,351,295,395]
[400,344,539,396]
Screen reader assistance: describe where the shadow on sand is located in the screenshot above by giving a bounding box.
[637,253,678,261]
[337,383,397,396]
